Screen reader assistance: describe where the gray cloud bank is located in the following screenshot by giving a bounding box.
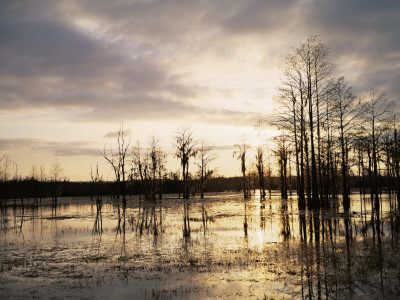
[1,0,399,125]
[0,138,98,157]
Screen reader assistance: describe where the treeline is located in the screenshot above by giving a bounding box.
[1,172,397,204]
[0,176,263,203]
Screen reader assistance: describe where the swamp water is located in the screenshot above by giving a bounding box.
[1,192,400,299]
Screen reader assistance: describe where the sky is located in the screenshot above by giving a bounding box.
[0,0,399,181]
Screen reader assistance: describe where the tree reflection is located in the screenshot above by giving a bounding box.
[92,205,103,236]
[201,200,207,236]
[244,201,248,237]
[291,194,400,299]
[183,200,191,239]
[116,203,126,256]
[132,200,163,242]
[280,199,291,241]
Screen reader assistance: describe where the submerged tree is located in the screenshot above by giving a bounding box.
[361,90,391,212]
[197,139,216,198]
[155,144,167,200]
[233,136,251,199]
[297,36,331,208]
[254,120,266,200]
[392,111,400,207]
[90,163,103,210]
[50,159,63,204]
[273,131,290,199]
[132,142,153,201]
[330,77,361,210]
[275,36,350,209]
[132,137,166,201]
[255,145,266,200]
[100,123,130,205]
[174,127,197,199]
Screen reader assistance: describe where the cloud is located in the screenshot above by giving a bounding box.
[0,0,399,128]
[0,138,98,157]
[104,129,132,138]
[1,0,399,180]
[220,0,297,35]
[0,1,199,116]
[300,0,400,97]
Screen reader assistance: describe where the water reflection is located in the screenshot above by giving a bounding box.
[280,199,291,241]
[0,194,400,298]
[294,203,400,298]
[133,201,163,238]
[92,206,103,236]
[183,200,190,239]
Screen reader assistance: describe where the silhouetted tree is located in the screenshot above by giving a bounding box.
[273,131,290,199]
[298,36,331,208]
[330,77,361,210]
[101,123,130,205]
[1,154,10,182]
[233,136,251,199]
[276,53,306,208]
[254,120,266,200]
[90,163,103,209]
[50,159,63,204]
[174,127,197,199]
[196,139,216,198]
[361,90,391,212]
[132,137,166,201]
[392,112,400,206]
[132,142,152,200]
[155,143,167,200]
[255,146,266,199]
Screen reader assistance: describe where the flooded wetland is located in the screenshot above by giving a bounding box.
[1,192,400,299]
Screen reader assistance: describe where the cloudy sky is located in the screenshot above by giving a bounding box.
[0,0,399,180]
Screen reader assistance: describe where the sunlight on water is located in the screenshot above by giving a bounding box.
[1,192,400,299]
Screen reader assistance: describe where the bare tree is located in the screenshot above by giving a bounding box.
[275,48,307,208]
[30,165,39,203]
[233,136,251,199]
[132,137,166,201]
[330,77,361,210]
[297,36,331,208]
[90,163,103,207]
[196,139,216,198]
[131,142,149,200]
[361,90,391,212]
[155,144,167,200]
[174,127,197,199]
[50,159,63,204]
[90,163,103,236]
[272,131,290,199]
[255,145,266,200]
[254,120,266,200]
[39,165,46,181]
[0,154,10,182]
[392,111,400,207]
[101,123,130,205]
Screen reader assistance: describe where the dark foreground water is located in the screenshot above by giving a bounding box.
[1,192,400,299]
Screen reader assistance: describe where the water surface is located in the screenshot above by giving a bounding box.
[1,192,400,299]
